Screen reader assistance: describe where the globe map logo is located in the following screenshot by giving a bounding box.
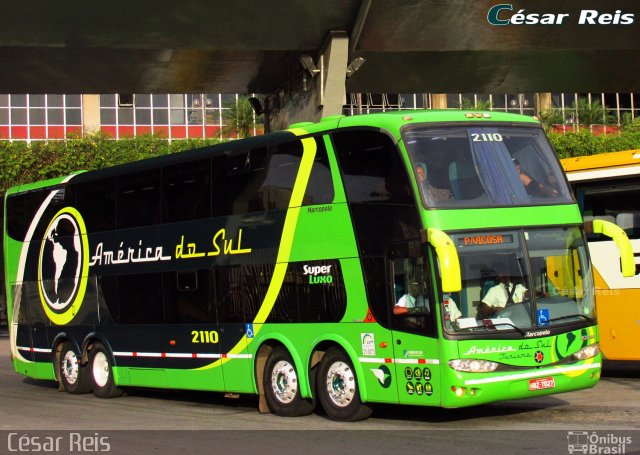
[38,207,89,325]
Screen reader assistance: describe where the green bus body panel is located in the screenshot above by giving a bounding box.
[423,205,582,231]
[289,203,358,260]
[3,111,599,414]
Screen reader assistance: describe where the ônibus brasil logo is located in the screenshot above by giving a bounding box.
[37,207,89,325]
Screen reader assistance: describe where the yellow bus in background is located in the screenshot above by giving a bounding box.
[562,150,640,361]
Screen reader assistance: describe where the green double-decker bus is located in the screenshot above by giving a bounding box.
[3,110,633,421]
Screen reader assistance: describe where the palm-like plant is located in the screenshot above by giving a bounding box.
[538,108,564,132]
[572,98,614,126]
[457,97,493,110]
[221,96,263,139]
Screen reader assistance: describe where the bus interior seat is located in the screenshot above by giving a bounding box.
[616,212,640,237]
[584,215,616,224]
[480,278,498,301]
[449,161,480,199]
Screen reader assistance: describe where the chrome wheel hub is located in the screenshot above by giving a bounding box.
[270,360,298,404]
[61,350,79,385]
[325,361,356,407]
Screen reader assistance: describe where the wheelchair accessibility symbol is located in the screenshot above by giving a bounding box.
[537,309,550,326]
[245,323,255,338]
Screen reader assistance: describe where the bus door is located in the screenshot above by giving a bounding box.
[214,265,252,392]
[389,255,441,405]
[574,181,640,360]
[162,269,225,390]
[23,282,47,365]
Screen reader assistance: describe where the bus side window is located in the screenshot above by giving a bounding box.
[214,266,244,323]
[359,257,390,327]
[6,189,52,241]
[117,169,161,229]
[118,272,164,324]
[390,255,436,336]
[213,147,268,216]
[332,129,413,204]
[77,178,116,232]
[616,212,640,239]
[164,270,214,324]
[162,159,211,223]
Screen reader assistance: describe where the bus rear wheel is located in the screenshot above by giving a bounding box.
[89,342,123,398]
[58,341,91,394]
[317,347,372,421]
[263,347,315,417]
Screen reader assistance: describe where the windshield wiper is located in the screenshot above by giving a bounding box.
[484,321,526,335]
[457,321,525,335]
[546,314,595,324]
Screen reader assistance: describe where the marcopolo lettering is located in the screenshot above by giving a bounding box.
[303,264,334,284]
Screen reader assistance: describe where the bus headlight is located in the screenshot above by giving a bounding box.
[448,359,499,373]
[572,343,600,360]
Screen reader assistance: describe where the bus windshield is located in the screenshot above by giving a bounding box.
[442,227,594,334]
[402,125,573,208]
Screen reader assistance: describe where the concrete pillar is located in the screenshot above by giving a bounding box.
[431,94,448,109]
[266,31,349,131]
[317,31,349,118]
[82,94,101,135]
[535,92,553,115]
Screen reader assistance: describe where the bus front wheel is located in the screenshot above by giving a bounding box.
[317,347,372,421]
[58,341,91,394]
[89,342,123,398]
[263,347,315,417]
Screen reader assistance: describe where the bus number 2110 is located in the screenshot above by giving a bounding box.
[191,330,219,344]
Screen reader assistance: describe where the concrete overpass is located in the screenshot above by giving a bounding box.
[1,0,639,129]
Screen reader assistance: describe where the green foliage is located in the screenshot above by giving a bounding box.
[538,108,564,133]
[548,130,640,159]
[572,98,614,126]
[0,134,221,197]
[622,115,640,133]
[457,97,493,110]
[222,96,263,139]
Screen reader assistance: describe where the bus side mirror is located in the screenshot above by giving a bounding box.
[424,228,462,293]
[586,219,635,277]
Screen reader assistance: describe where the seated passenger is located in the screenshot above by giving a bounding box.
[514,159,558,197]
[415,163,453,203]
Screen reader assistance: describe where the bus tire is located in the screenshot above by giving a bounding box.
[58,341,91,394]
[317,347,372,421]
[263,346,315,417]
[89,342,123,398]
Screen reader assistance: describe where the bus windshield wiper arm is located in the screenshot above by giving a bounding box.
[547,314,594,324]
[486,321,526,335]
[459,321,525,335]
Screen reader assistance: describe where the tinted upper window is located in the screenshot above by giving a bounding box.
[212,137,333,217]
[117,169,161,228]
[332,129,413,204]
[77,178,116,232]
[6,186,74,241]
[163,159,211,223]
[6,189,51,241]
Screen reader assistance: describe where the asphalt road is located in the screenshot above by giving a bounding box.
[0,336,638,454]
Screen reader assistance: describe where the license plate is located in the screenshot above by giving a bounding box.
[528,377,555,391]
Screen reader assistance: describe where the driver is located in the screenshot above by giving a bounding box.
[476,271,528,319]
